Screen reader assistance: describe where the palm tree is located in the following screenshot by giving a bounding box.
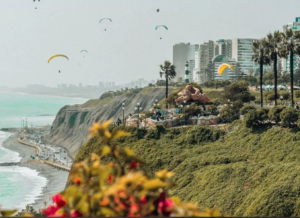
[265,30,282,106]
[252,38,271,107]
[279,29,300,107]
[160,61,176,109]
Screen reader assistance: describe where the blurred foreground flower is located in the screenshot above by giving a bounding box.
[36,121,228,217]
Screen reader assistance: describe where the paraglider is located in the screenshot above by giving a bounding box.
[99,18,112,23]
[48,54,69,63]
[48,54,69,73]
[33,0,40,9]
[155,25,168,39]
[218,63,234,76]
[81,50,88,58]
[157,9,160,12]
[99,18,112,31]
[155,25,168,30]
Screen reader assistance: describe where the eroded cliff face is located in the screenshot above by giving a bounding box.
[49,88,166,159]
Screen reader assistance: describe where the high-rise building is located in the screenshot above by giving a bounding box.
[282,18,300,74]
[231,38,257,75]
[173,43,199,81]
[188,60,195,82]
[199,40,216,83]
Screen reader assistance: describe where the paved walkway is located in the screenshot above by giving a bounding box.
[17,138,71,171]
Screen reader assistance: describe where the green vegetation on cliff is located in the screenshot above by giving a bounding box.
[75,122,300,217]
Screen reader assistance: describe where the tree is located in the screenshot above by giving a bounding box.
[252,38,271,107]
[265,31,282,106]
[223,81,251,103]
[248,68,255,76]
[279,29,300,107]
[177,77,183,83]
[160,61,177,109]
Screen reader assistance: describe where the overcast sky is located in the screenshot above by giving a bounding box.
[0,0,299,87]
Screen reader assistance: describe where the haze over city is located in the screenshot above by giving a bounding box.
[0,0,299,88]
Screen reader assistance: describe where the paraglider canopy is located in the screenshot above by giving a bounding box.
[99,18,112,23]
[155,25,168,30]
[48,54,69,63]
[218,64,234,76]
[81,50,88,53]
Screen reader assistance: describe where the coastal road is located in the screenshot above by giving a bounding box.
[17,137,70,171]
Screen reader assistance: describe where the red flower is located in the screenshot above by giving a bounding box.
[73,177,81,185]
[129,203,139,213]
[51,194,67,208]
[153,191,174,216]
[43,205,59,216]
[129,160,140,170]
[107,175,114,184]
[70,210,83,217]
[140,197,147,204]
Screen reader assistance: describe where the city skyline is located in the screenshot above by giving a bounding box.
[0,0,299,87]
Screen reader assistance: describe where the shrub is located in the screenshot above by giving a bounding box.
[207,105,218,115]
[219,105,239,122]
[268,106,286,124]
[295,90,300,98]
[38,121,225,217]
[256,108,269,123]
[281,91,291,101]
[240,105,255,115]
[280,107,299,128]
[243,109,260,128]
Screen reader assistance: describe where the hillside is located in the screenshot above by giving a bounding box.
[48,87,167,158]
[74,121,300,217]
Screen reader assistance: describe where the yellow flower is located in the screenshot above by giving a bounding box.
[155,169,174,180]
[89,120,113,137]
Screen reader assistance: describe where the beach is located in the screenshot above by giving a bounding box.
[2,133,69,212]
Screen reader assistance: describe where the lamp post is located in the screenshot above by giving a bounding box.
[135,103,142,129]
[122,103,125,125]
[280,95,283,105]
[154,99,159,108]
[228,99,230,118]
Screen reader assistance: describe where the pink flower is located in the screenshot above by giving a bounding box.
[153,191,174,216]
[52,194,67,208]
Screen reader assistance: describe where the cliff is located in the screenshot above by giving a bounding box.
[48,87,167,158]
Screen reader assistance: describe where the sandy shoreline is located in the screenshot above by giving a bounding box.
[2,133,69,212]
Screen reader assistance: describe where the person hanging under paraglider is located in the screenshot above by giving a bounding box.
[157,9,160,12]
[58,70,61,73]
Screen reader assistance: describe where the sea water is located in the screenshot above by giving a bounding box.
[0,92,89,209]
[0,91,88,128]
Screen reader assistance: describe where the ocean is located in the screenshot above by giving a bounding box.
[0,91,88,209]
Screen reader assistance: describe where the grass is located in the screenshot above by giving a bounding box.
[74,122,300,217]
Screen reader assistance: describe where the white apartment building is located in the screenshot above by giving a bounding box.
[173,43,199,81]
[199,40,217,83]
[231,38,257,75]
